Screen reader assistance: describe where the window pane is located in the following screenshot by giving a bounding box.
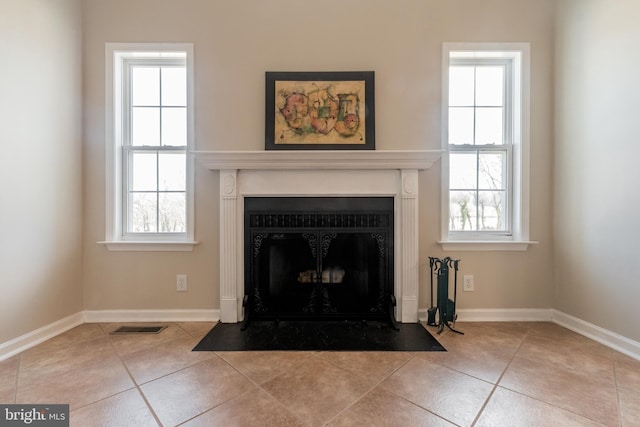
[161,108,187,146]
[132,107,160,146]
[478,191,506,231]
[131,152,157,191]
[132,67,159,106]
[449,152,477,189]
[161,67,186,106]
[478,151,506,189]
[475,107,503,145]
[130,192,157,232]
[159,192,186,232]
[475,66,503,106]
[158,152,186,191]
[448,107,474,145]
[449,66,475,106]
[449,190,477,231]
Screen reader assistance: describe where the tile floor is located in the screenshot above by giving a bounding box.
[1,321,639,426]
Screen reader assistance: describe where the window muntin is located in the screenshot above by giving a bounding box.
[446,53,518,237]
[122,59,187,235]
[105,44,194,248]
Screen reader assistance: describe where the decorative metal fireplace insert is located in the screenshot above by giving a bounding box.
[242,196,395,328]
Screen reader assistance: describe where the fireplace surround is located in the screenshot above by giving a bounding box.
[243,196,394,324]
[195,150,442,323]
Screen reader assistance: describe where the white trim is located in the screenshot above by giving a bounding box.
[5,310,637,362]
[418,308,552,322]
[552,310,640,361]
[0,312,84,362]
[83,309,219,323]
[97,240,199,251]
[438,240,538,251]
[194,150,443,171]
[103,43,195,249]
[416,307,640,361]
[440,42,531,248]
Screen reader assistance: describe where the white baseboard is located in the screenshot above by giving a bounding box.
[416,307,639,361]
[0,309,219,362]
[417,307,552,323]
[551,310,640,361]
[5,308,638,362]
[83,309,220,323]
[0,312,84,362]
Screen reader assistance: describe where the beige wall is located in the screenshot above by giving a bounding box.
[81,0,556,315]
[554,0,640,341]
[5,0,637,348]
[0,0,83,343]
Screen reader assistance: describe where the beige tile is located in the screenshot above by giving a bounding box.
[182,388,305,427]
[39,323,107,351]
[476,387,606,427]
[16,354,135,410]
[500,355,619,426]
[615,355,640,392]
[517,334,616,383]
[0,355,19,403]
[619,387,640,427]
[121,335,214,385]
[417,339,514,384]
[140,356,254,426]
[261,357,370,426]
[217,351,317,385]
[105,323,191,356]
[526,323,615,359]
[380,357,493,426]
[429,322,526,354]
[176,321,217,340]
[328,388,456,427]
[69,388,158,427]
[19,336,117,386]
[315,351,414,387]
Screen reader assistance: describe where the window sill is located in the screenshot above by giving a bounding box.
[438,240,538,251]
[98,241,199,252]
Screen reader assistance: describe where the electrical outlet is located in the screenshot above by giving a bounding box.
[463,274,474,291]
[176,274,187,292]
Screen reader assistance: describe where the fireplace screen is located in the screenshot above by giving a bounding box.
[244,197,394,322]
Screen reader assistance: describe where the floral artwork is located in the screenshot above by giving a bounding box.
[265,72,375,150]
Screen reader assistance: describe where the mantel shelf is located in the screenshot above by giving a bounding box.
[193,149,443,171]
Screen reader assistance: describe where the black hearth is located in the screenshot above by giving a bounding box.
[243,197,394,327]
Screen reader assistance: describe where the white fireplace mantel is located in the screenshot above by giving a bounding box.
[195,150,443,324]
[193,149,442,171]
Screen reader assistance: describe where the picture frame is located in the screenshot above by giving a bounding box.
[265,71,375,150]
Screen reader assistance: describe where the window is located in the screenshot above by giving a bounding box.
[440,43,533,250]
[103,44,196,251]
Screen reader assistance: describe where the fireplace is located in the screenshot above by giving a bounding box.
[194,149,442,324]
[243,197,394,324]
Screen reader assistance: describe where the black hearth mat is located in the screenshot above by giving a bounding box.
[192,320,446,352]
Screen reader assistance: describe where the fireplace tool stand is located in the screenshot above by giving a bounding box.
[428,256,464,335]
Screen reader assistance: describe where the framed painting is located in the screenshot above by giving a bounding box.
[265,71,375,150]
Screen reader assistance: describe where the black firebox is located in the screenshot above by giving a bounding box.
[243,197,395,327]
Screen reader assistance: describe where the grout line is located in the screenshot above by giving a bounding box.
[104,323,165,427]
[12,353,22,404]
[468,329,529,427]
[321,351,418,425]
[213,351,308,425]
[613,360,624,427]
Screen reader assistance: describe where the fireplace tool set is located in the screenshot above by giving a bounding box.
[428,257,464,335]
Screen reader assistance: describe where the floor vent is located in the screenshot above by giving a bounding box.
[111,326,167,334]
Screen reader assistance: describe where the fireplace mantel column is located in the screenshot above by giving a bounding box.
[220,170,239,322]
[400,169,419,323]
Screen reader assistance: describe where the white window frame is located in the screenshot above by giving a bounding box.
[101,43,197,251]
[440,42,535,251]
